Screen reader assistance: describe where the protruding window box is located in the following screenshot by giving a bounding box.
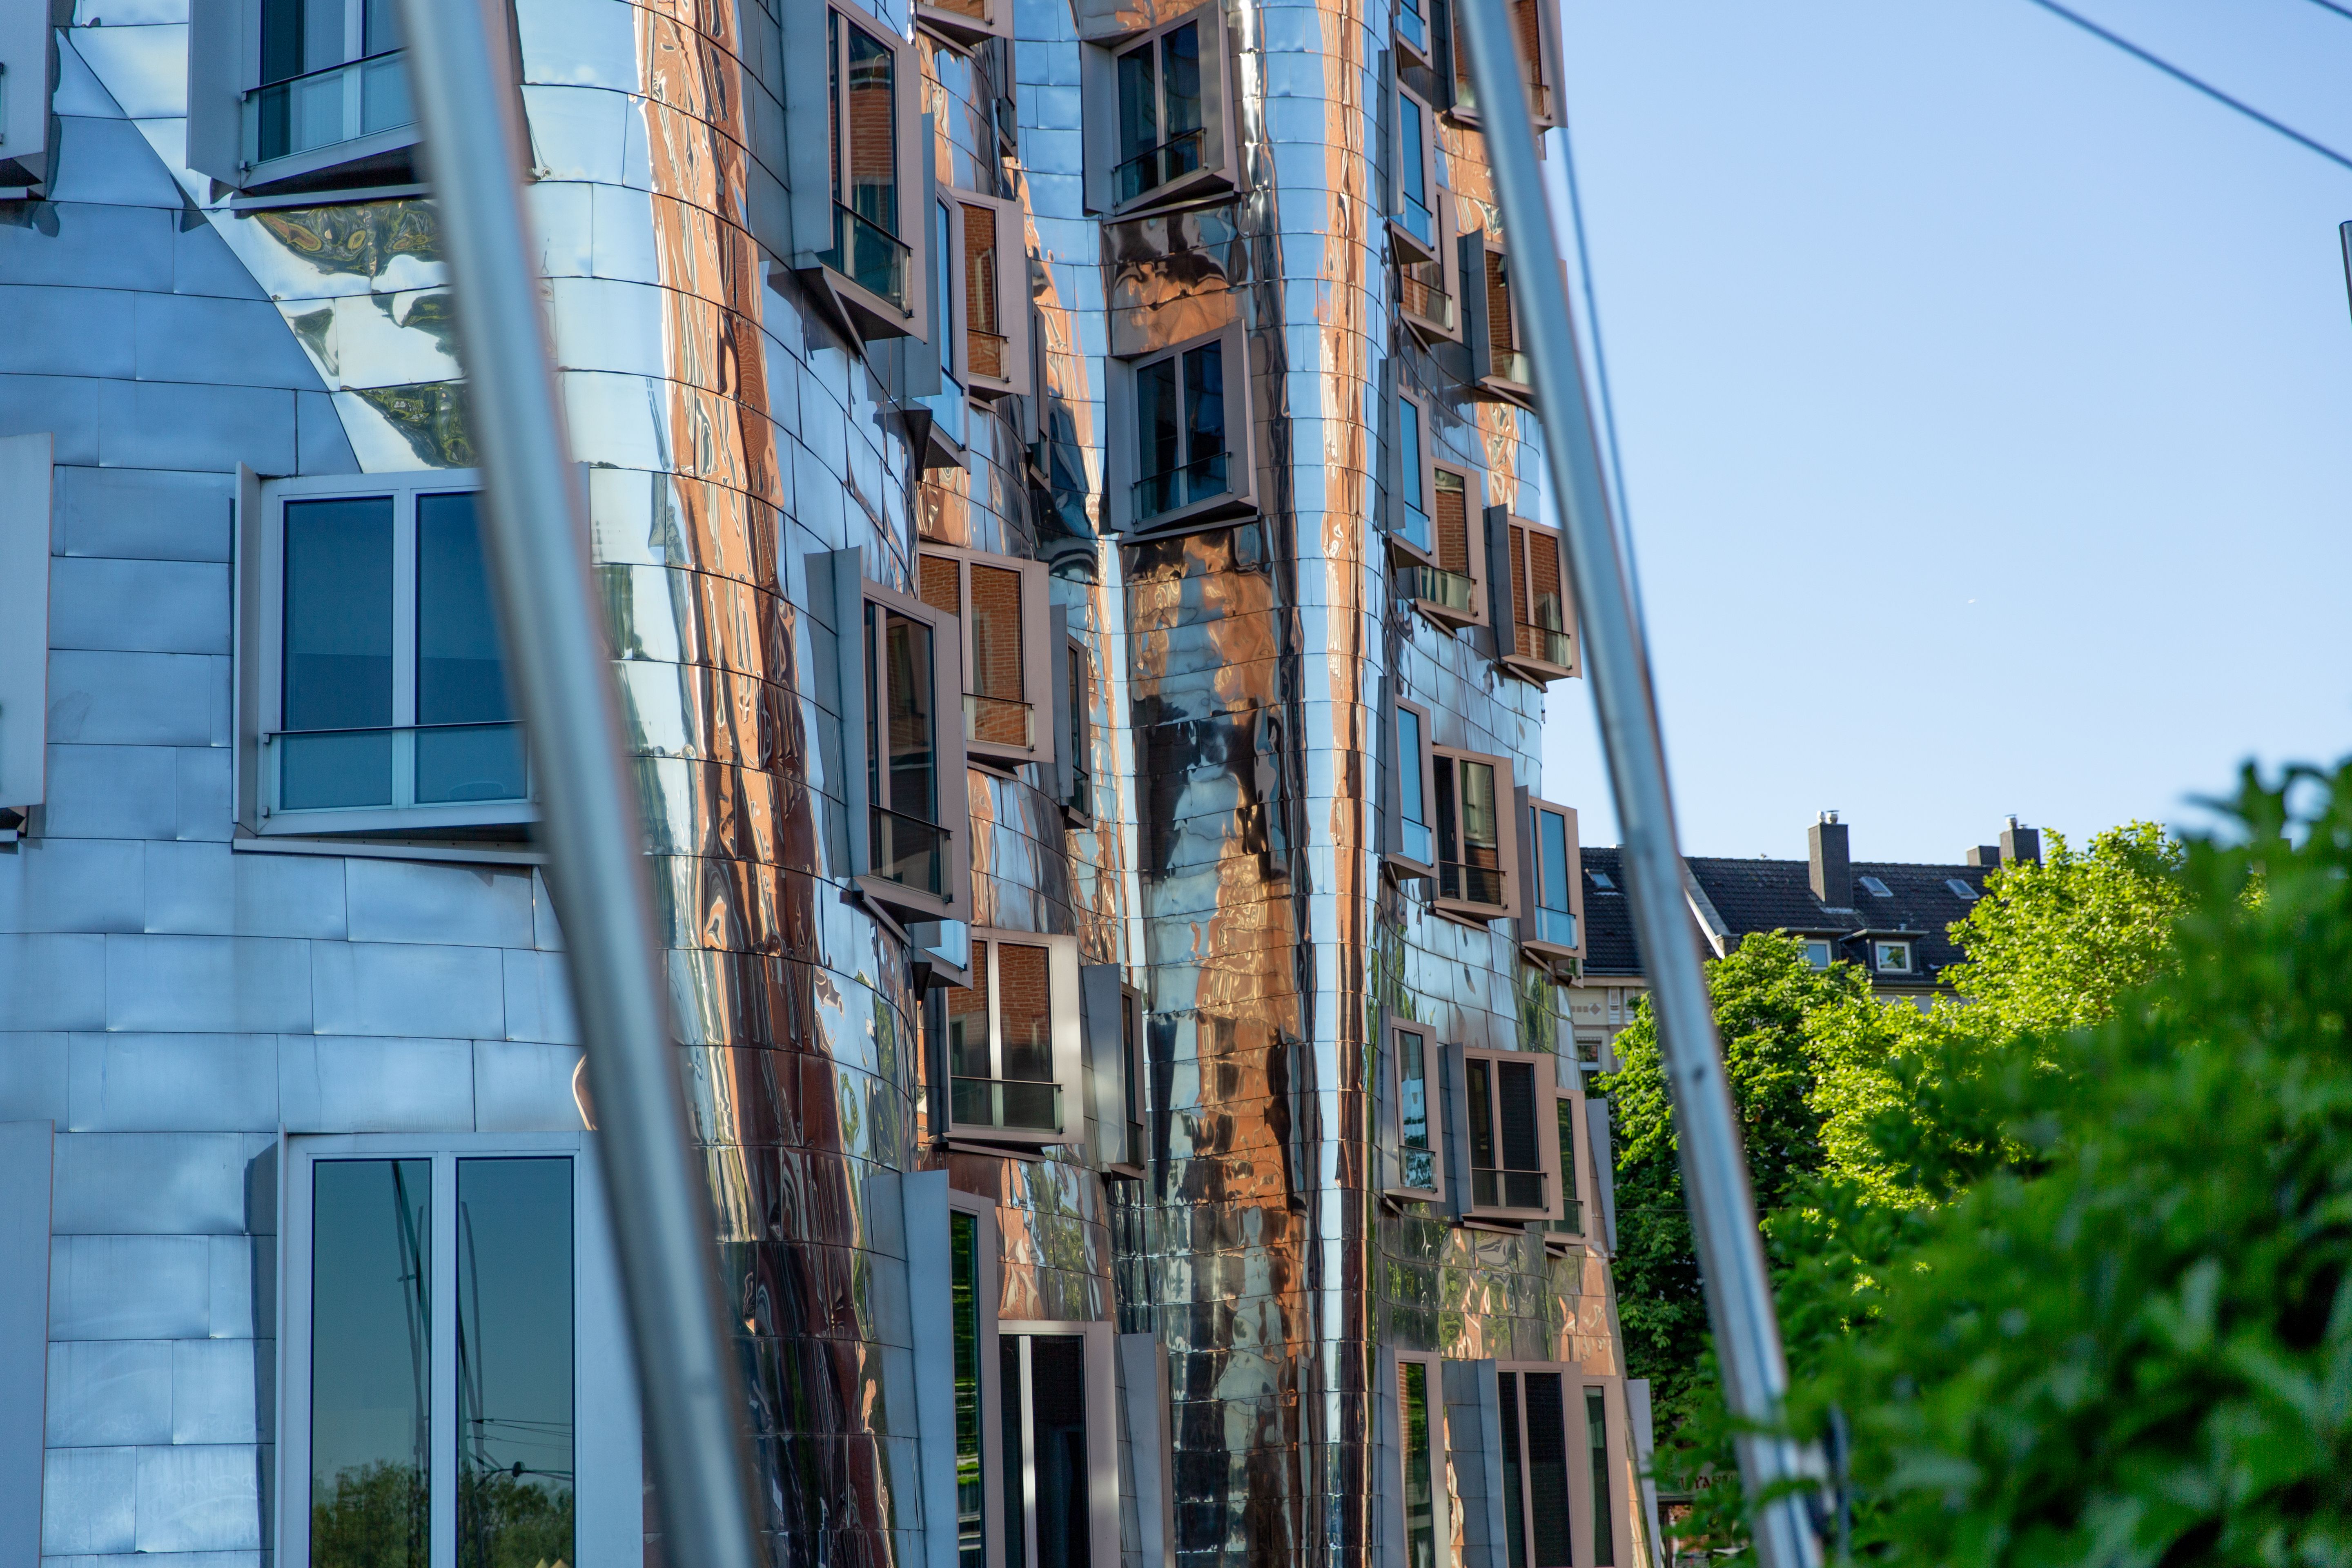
[917,545,1056,773]
[1394,0,1435,70]
[786,0,929,344]
[939,931,1084,1150]
[1081,7,1236,216]
[1483,1364,1638,1568]
[1518,791,1584,975]
[1385,1020,1444,1202]
[1392,82,1445,265]
[1403,468,1487,632]
[1383,693,1440,882]
[1544,1082,1591,1252]
[1431,745,1520,926]
[946,191,1033,399]
[1085,965,1148,1177]
[238,51,415,186]
[1443,0,1564,131]
[1106,322,1257,535]
[916,0,1010,49]
[1051,611,1095,822]
[1462,233,1535,406]
[1447,1045,1562,1225]
[1488,508,1578,684]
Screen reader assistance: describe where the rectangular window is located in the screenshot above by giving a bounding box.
[1392,83,1444,264]
[244,0,416,176]
[1519,793,1581,964]
[1064,636,1092,815]
[1802,938,1833,970]
[1112,323,1252,533]
[1492,513,1576,680]
[1585,1388,1615,1568]
[951,1210,987,1568]
[917,546,1055,768]
[1396,0,1431,65]
[1114,21,1203,205]
[283,1136,630,1568]
[248,475,529,838]
[1464,237,1534,399]
[1120,986,1145,1169]
[1446,0,1560,129]
[997,1323,1120,1568]
[786,0,925,341]
[945,932,1081,1145]
[1432,746,1517,920]
[1492,1367,1576,1568]
[1456,1047,1558,1222]
[1546,1087,1584,1243]
[1393,393,1433,560]
[1387,696,1437,878]
[1397,1355,1447,1568]
[1405,469,1483,628]
[947,192,1031,396]
[1400,195,1462,341]
[0,435,51,825]
[1389,1022,1441,1199]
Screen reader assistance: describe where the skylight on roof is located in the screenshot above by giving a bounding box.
[1858,875,1892,898]
[1588,870,1616,891]
[1946,878,1980,902]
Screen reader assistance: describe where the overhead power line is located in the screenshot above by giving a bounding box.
[2024,0,2352,175]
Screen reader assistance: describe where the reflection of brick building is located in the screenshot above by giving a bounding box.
[1571,815,2045,1062]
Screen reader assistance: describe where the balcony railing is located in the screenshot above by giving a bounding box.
[965,692,1034,749]
[269,722,526,814]
[1399,817,1433,866]
[1114,126,1205,205]
[1439,860,1506,907]
[1402,270,1455,332]
[1396,2,1428,55]
[1395,499,1433,557]
[1066,764,1093,813]
[1546,1198,1585,1237]
[1471,1166,1545,1211]
[1397,194,1436,253]
[967,327,1009,381]
[951,1076,1063,1136]
[244,52,414,169]
[1533,905,1577,950]
[1133,451,1229,522]
[1515,621,1573,668]
[870,805,947,895]
[1486,345,1534,389]
[1405,562,1474,615]
[821,202,911,310]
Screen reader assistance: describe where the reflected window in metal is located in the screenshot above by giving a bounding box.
[1000,1334,1091,1568]
[1113,21,1203,205]
[263,478,529,832]
[455,1157,575,1568]
[246,0,413,171]
[951,1211,987,1568]
[310,1158,432,1568]
[945,935,1069,1141]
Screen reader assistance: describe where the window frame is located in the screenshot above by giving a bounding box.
[238,469,536,841]
[1543,1080,1588,1251]
[1083,964,1148,1176]
[1386,387,1438,568]
[1430,744,1519,924]
[916,0,1011,49]
[1390,1350,1452,1568]
[1051,618,1095,821]
[1080,5,1236,216]
[1460,230,1535,405]
[827,551,973,926]
[1386,1018,1444,1203]
[1490,1363,1637,1568]
[943,188,1033,399]
[1105,319,1257,536]
[939,1188,1010,1568]
[1517,789,1583,970]
[1399,189,1465,343]
[1487,507,1578,683]
[1800,937,1834,970]
[275,1131,641,1568]
[1391,79,1445,265]
[1442,0,1563,131]
[1382,691,1439,882]
[995,1319,1123,1568]
[784,0,931,343]
[917,543,1058,771]
[1404,465,1487,632]
[941,929,1085,1149]
[1393,0,1435,70]
[1873,939,1914,974]
[1448,1044,1561,1225]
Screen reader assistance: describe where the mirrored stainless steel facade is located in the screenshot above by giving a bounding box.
[0,0,1652,1561]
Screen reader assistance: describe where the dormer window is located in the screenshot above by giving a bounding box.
[1873,940,1913,974]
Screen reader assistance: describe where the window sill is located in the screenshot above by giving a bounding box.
[237,125,423,198]
[1432,896,1510,929]
[914,0,1006,48]
[255,800,537,839]
[1498,651,1576,686]
[232,831,542,867]
[1119,488,1255,540]
[1382,851,1435,884]
[856,870,956,925]
[1388,215,1442,267]
[1474,370,1537,409]
[1105,165,1233,221]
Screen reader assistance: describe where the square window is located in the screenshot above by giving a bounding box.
[1452,1045,1559,1222]
[1489,510,1577,681]
[1106,323,1256,534]
[940,931,1082,1147]
[240,474,532,839]
[1083,11,1234,215]
[1432,745,1519,922]
[917,545,1056,768]
[1518,792,1581,962]
[1874,940,1913,973]
[1801,938,1833,970]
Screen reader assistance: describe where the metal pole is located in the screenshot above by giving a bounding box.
[389,4,766,1564]
[1449,7,1823,1565]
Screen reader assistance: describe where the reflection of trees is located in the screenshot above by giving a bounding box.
[312,1461,428,1568]
[457,1468,577,1568]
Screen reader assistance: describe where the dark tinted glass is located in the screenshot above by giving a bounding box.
[1498,1372,1528,1568]
[1183,341,1225,465]
[1587,1388,1615,1566]
[1029,1335,1090,1568]
[415,492,509,727]
[1137,356,1180,480]
[456,1158,574,1568]
[1116,40,1157,161]
[310,1158,431,1568]
[885,612,937,821]
[1161,22,1202,137]
[1466,1060,1493,1171]
[1523,1373,1572,1568]
[283,497,394,808]
[951,1212,985,1568]
[1000,1339,1027,1568]
[1498,1060,1540,1172]
[1403,1362,1436,1568]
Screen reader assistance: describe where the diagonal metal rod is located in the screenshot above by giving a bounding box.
[1450,6,1822,1566]
[390,1,766,1562]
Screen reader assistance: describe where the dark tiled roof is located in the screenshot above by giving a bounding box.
[1579,850,1996,989]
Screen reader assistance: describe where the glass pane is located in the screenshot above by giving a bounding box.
[1137,356,1180,481]
[1498,1372,1528,1568]
[1497,1060,1539,1173]
[947,954,991,1082]
[951,1212,985,1568]
[1399,399,1425,515]
[457,1158,575,1568]
[1397,709,1430,863]
[1397,1032,1429,1153]
[1400,96,1426,209]
[284,497,394,734]
[1523,1372,1572,1568]
[280,731,394,812]
[1465,1059,1493,1172]
[997,942,1053,1085]
[1557,1095,1579,1205]
[1116,40,1158,163]
[1183,340,1226,481]
[920,553,963,617]
[1434,469,1470,575]
[1403,1362,1436,1568]
[1461,760,1501,898]
[1587,1388,1615,1566]
[302,0,345,72]
[310,1158,431,1568]
[970,563,1026,722]
[884,612,938,823]
[1029,1335,1091,1568]
[363,0,401,57]
[933,200,956,376]
[845,25,898,236]
[1000,1339,1027,1568]
[1433,756,1459,876]
[416,724,527,806]
[261,0,303,82]
[1538,809,1570,915]
[416,491,524,804]
[1122,996,1143,1127]
[1161,23,1202,140]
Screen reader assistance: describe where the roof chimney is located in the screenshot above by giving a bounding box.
[1809,811,1851,907]
[1965,844,2002,867]
[1999,815,2041,868]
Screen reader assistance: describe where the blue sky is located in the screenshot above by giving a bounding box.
[1534,0,2352,864]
